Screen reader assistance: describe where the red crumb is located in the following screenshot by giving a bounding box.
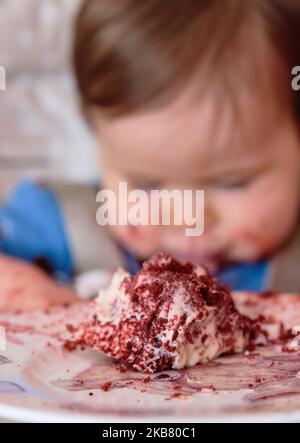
[62,326,86,352]
[100,381,112,392]
[143,376,151,383]
[171,393,183,399]
[117,364,128,373]
[66,324,77,333]
[63,340,78,352]
[166,392,186,400]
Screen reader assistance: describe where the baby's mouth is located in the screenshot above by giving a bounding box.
[171,251,225,271]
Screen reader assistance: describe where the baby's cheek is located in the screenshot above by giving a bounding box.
[219,188,297,260]
[230,205,296,260]
[232,223,277,259]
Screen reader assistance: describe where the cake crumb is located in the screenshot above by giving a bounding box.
[100,381,112,392]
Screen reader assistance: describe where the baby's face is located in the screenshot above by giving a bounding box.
[95,89,300,267]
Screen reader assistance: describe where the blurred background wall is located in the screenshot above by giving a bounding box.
[0,0,98,199]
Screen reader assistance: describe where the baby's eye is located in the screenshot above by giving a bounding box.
[214,178,252,190]
[135,181,162,191]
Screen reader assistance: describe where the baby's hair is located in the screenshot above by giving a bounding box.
[73,0,300,119]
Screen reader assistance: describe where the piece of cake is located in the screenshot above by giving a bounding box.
[80,252,267,372]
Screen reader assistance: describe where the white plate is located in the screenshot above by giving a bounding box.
[1,295,300,423]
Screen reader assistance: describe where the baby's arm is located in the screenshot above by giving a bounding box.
[0,178,126,312]
[0,254,77,314]
[0,179,77,312]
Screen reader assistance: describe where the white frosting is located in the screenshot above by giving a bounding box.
[94,268,130,322]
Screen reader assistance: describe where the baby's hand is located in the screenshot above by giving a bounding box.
[0,255,78,314]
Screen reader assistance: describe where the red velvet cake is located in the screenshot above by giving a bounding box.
[79,252,267,372]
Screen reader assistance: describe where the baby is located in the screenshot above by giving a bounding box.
[1,0,300,312]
